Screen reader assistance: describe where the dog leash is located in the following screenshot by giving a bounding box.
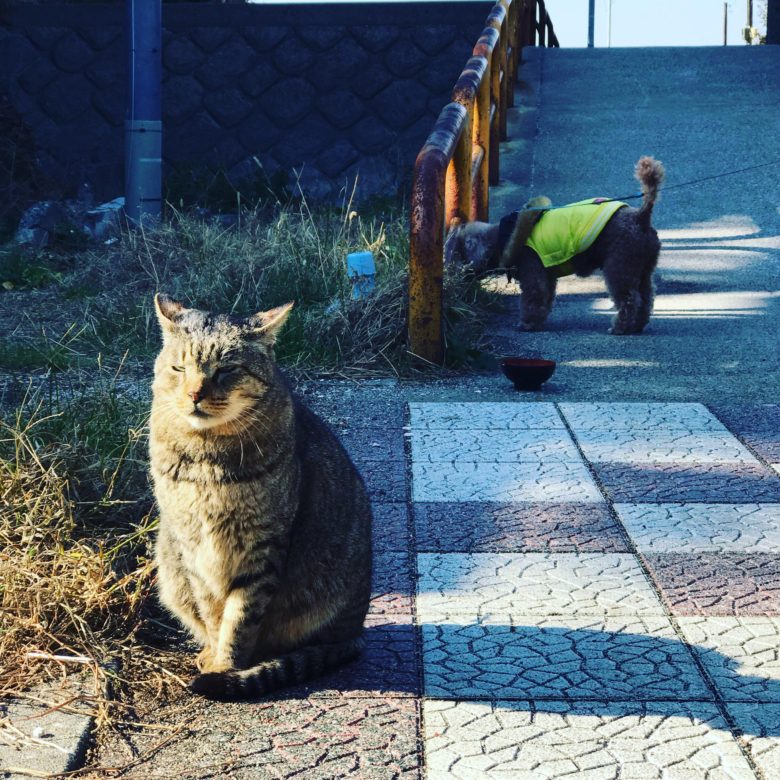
[525,156,780,210]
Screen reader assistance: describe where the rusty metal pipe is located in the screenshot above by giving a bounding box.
[408,0,557,365]
[409,103,468,364]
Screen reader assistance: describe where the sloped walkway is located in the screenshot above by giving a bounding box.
[489,46,780,404]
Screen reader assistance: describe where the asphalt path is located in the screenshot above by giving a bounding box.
[488,45,780,404]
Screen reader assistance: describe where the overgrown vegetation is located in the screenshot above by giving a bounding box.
[2,197,493,375]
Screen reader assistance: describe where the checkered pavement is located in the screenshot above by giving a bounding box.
[91,399,780,778]
[409,402,780,779]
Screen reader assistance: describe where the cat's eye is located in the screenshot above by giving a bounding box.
[214,365,242,380]
[171,366,185,373]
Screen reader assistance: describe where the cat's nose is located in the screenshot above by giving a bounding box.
[188,389,202,404]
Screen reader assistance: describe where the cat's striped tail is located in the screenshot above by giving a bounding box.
[190,637,364,701]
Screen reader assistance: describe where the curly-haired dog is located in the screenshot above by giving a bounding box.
[444,156,664,334]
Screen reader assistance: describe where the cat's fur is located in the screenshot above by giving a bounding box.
[149,294,372,700]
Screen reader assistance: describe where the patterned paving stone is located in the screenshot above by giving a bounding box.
[294,617,419,699]
[107,696,422,778]
[644,553,780,615]
[372,502,409,552]
[712,403,780,462]
[371,552,413,616]
[614,504,780,553]
[412,461,604,503]
[416,553,664,620]
[413,502,629,553]
[573,430,758,464]
[424,700,755,780]
[595,462,780,502]
[422,617,711,701]
[727,702,780,779]
[559,402,730,432]
[409,402,564,430]
[409,428,582,463]
[678,617,780,703]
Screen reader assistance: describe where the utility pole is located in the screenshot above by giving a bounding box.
[724,2,729,44]
[588,0,595,47]
[608,0,613,47]
[125,0,162,224]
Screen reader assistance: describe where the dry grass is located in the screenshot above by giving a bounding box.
[52,195,492,376]
[0,372,190,731]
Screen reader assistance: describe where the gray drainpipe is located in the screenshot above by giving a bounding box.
[125,0,162,223]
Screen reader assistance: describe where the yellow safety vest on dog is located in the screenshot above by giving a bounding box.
[527,198,627,275]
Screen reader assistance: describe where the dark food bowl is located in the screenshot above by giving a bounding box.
[501,358,556,391]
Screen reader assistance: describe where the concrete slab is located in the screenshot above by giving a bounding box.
[416,553,664,620]
[421,616,711,701]
[408,402,564,430]
[573,430,759,464]
[727,703,780,779]
[595,462,780,503]
[614,503,780,553]
[643,553,780,616]
[411,461,604,503]
[678,617,780,703]
[0,684,93,780]
[410,428,583,463]
[413,502,628,553]
[424,701,756,780]
[559,402,729,432]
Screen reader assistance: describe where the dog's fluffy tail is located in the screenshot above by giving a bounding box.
[635,156,664,230]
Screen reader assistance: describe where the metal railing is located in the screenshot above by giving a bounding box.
[408,0,558,364]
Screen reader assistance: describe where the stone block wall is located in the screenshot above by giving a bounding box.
[0,2,492,204]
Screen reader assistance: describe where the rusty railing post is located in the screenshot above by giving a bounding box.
[407,0,556,364]
[499,2,513,116]
[451,56,488,221]
[445,117,472,228]
[409,103,468,364]
[502,0,519,107]
[473,24,501,186]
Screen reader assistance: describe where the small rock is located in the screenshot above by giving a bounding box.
[84,197,125,241]
[14,200,69,248]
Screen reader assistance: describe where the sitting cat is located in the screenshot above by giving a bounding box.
[149,294,372,700]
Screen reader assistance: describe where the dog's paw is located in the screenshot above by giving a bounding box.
[518,321,542,332]
[608,327,643,335]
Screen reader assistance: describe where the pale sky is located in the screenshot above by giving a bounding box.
[249,1,767,48]
[541,0,767,47]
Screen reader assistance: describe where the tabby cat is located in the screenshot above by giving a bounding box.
[149,294,372,700]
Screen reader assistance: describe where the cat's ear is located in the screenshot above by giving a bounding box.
[154,293,186,335]
[245,301,294,345]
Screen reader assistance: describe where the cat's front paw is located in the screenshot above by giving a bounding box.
[196,646,220,672]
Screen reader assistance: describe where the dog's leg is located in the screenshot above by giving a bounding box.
[603,246,654,335]
[514,251,555,330]
[609,290,643,334]
[634,270,655,333]
[607,261,656,334]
